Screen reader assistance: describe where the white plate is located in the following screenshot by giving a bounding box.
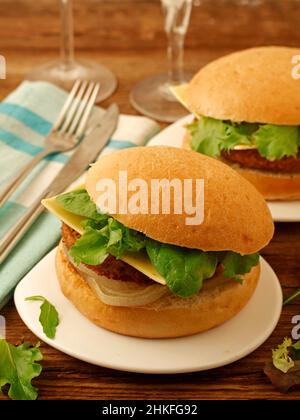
[14,248,282,374]
[148,115,300,222]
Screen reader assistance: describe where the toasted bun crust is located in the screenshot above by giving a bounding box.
[181,46,300,125]
[86,146,274,254]
[183,132,300,200]
[56,242,260,338]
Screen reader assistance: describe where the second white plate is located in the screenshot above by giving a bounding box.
[148,115,300,222]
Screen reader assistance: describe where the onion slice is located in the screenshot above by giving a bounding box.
[63,244,169,307]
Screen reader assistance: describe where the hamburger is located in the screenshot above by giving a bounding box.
[43,146,274,338]
[173,46,300,200]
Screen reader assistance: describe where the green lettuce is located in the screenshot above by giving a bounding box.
[0,339,42,400]
[187,117,253,157]
[56,189,108,222]
[69,218,146,266]
[264,337,300,392]
[57,190,259,298]
[254,124,299,160]
[188,117,299,161]
[220,251,259,281]
[272,337,295,373]
[146,239,217,297]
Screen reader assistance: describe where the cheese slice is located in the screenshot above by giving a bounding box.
[171,84,258,151]
[171,84,201,118]
[42,194,166,286]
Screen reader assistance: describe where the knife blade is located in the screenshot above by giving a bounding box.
[47,103,119,195]
[0,104,119,264]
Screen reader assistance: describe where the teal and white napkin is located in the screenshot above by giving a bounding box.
[0,81,160,309]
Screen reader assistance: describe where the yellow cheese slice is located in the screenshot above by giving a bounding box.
[42,194,166,286]
[171,84,201,118]
[171,85,257,151]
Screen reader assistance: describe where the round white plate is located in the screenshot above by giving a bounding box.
[14,248,282,374]
[148,115,300,222]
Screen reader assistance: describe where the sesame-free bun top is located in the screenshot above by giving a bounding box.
[86,146,274,254]
[179,46,300,125]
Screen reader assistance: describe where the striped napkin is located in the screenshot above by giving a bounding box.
[0,81,160,309]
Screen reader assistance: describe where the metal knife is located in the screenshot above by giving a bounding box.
[0,104,119,264]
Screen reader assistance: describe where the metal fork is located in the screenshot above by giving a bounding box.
[0,79,100,207]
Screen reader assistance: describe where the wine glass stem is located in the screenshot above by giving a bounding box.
[60,0,75,66]
[167,31,185,85]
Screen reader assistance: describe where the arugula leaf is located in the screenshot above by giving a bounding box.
[283,287,300,305]
[254,125,299,160]
[146,239,217,297]
[56,189,108,222]
[220,252,259,280]
[26,296,59,339]
[0,339,42,400]
[187,117,253,157]
[188,117,300,161]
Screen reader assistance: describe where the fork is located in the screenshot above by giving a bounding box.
[0,79,100,207]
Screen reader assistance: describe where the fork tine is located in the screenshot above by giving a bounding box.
[74,83,100,138]
[67,81,95,136]
[52,79,81,131]
[59,80,88,133]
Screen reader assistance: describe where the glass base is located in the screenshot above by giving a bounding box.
[27,59,117,103]
[130,72,194,123]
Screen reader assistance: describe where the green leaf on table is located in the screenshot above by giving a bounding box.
[264,337,300,392]
[0,339,42,400]
[26,296,59,339]
[272,337,294,373]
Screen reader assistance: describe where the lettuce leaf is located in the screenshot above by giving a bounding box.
[187,117,252,158]
[272,337,295,373]
[146,239,217,297]
[58,190,259,297]
[56,189,108,222]
[188,117,299,161]
[264,337,300,392]
[69,217,146,265]
[254,124,299,160]
[0,339,42,400]
[220,251,259,281]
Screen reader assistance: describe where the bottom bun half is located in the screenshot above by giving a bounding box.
[55,242,260,338]
[224,164,300,201]
[182,132,300,201]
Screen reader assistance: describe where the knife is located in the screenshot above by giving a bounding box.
[0,104,119,264]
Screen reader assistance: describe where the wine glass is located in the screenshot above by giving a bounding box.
[27,0,117,102]
[130,0,194,123]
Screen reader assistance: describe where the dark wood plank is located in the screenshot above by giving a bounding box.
[1,0,300,400]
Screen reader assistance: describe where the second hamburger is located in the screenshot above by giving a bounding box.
[174,46,300,200]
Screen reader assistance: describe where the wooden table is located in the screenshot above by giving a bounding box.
[1,0,300,400]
